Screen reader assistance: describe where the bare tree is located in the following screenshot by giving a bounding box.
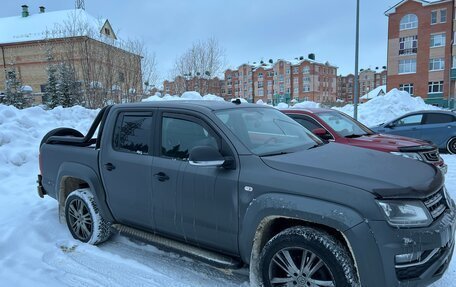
[172,37,226,81]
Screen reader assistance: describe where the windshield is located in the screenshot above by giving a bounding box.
[318,111,374,138]
[215,108,322,156]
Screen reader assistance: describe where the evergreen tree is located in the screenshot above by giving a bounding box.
[58,63,79,107]
[45,64,59,109]
[4,67,26,109]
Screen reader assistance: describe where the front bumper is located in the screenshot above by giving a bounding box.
[345,206,456,287]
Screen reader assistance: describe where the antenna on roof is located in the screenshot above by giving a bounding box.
[75,0,85,10]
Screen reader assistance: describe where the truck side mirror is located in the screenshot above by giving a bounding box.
[189,146,225,167]
[386,122,395,129]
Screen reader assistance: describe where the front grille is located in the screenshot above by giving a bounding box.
[423,188,447,219]
[421,149,440,163]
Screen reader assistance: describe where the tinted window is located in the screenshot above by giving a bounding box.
[161,117,218,160]
[425,113,455,124]
[291,115,335,140]
[395,114,423,126]
[318,111,371,137]
[113,114,152,155]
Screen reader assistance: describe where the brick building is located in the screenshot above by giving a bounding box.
[0,6,142,107]
[337,74,355,102]
[337,68,386,103]
[386,0,455,107]
[222,56,337,104]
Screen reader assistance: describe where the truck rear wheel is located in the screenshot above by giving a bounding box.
[64,188,111,245]
[259,226,359,287]
[40,128,83,147]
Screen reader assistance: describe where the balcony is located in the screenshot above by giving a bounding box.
[399,48,417,55]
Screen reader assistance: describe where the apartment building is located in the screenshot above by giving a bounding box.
[222,56,337,104]
[337,74,355,102]
[386,0,454,107]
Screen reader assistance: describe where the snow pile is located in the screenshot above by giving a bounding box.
[276,102,289,109]
[203,94,225,101]
[181,91,203,100]
[335,89,441,126]
[360,85,386,100]
[0,105,97,169]
[292,101,321,109]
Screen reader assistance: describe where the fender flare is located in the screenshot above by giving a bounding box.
[239,193,364,264]
[56,162,114,223]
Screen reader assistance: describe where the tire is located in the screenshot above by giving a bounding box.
[259,227,360,287]
[64,188,111,245]
[40,128,84,148]
[446,137,456,154]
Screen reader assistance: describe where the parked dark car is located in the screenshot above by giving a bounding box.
[38,101,455,287]
[283,108,447,174]
[370,110,456,154]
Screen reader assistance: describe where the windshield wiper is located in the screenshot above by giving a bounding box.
[259,151,292,157]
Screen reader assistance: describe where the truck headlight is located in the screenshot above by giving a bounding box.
[377,201,432,227]
[443,186,454,208]
[390,152,423,161]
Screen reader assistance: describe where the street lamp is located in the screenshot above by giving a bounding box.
[353,0,360,120]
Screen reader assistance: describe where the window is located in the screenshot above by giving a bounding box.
[258,88,264,96]
[399,83,414,95]
[399,36,417,55]
[303,76,311,82]
[291,116,330,137]
[104,28,111,35]
[453,56,456,68]
[293,67,299,74]
[431,10,438,24]
[268,80,272,86]
[286,69,290,75]
[293,78,298,84]
[161,117,218,160]
[428,81,444,93]
[395,114,423,126]
[425,113,455,124]
[303,85,310,92]
[258,72,263,78]
[113,114,152,155]
[432,9,447,24]
[430,33,446,47]
[398,59,416,74]
[400,14,418,30]
[293,87,298,94]
[429,58,445,71]
[302,66,310,74]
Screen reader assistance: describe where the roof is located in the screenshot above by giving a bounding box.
[0,8,108,44]
[385,0,451,16]
[360,85,386,100]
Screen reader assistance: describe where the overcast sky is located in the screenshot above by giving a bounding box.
[2,0,400,82]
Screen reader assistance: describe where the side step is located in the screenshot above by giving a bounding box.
[112,224,242,269]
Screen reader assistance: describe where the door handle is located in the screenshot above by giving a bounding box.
[104,163,116,171]
[154,172,169,182]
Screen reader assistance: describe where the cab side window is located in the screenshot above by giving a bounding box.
[395,114,423,126]
[113,113,152,155]
[161,117,219,160]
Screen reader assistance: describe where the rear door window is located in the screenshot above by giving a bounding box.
[113,113,153,155]
[424,113,455,124]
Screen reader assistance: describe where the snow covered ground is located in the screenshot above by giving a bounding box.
[0,95,455,286]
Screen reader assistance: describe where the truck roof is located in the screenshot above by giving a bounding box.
[115,100,265,111]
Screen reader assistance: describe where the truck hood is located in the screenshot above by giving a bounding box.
[346,133,431,152]
[261,143,443,199]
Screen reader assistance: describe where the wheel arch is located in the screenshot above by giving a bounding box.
[56,162,114,223]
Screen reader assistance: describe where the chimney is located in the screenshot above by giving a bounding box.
[39,6,45,13]
[308,53,315,61]
[21,5,29,17]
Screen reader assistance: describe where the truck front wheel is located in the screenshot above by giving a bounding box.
[64,189,111,245]
[259,226,359,287]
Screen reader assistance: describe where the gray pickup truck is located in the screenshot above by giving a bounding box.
[38,101,455,287]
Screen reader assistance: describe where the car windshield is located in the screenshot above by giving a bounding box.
[215,108,322,156]
[318,111,374,138]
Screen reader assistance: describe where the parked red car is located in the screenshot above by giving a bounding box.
[283,108,447,174]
